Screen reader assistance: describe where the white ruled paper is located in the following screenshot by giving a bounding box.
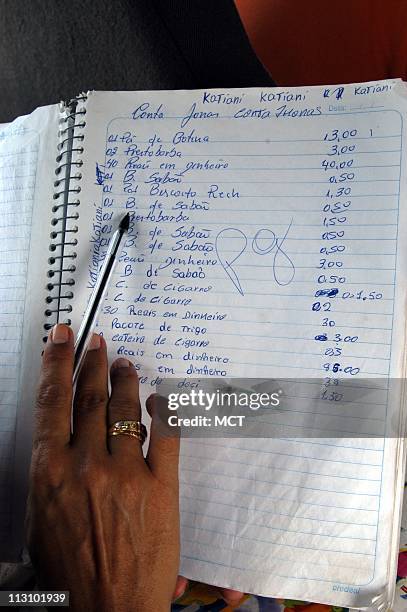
[68,80,407,608]
[0,105,59,561]
[0,123,39,550]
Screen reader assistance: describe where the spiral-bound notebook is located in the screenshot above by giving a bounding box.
[1,80,407,610]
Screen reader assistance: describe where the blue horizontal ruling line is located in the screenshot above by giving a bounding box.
[0,186,34,193]
[149,221,399,227]
[124,315,393,330]
[109,178,399,184]
[121,275,397,288]
[180,552,374,584]
[112,255,396,268]
[113,263,397,273]
[181,534,372,573]
[0,153,37,161]
[0,213,32,220]
[117,245,398,254]
[0,312,24,315]
[0,261,27,266]
[0,199,34,205]
[117,163,401,171]
[181,451,382,480]
[128,208,399,215]
[0,147,38,156]
[89,322,393,347]
[0,174,36,180]
[262,378,389,392]
[151,208,399,214]
[107,290,394,302]
[131,134,399,144]
[107,191,400,198]
[181,508,376,541]
[0,223,32,229]
[181,524,375,557]
[115,149,401,157]
[182,465,380,497]
[0,324,23,328]
[192,284,396,291]
[187,439,382,467]
[96,321,394,337]
[179,494,378,526]
[182,478,380,512]
[0,160,34,166]
[150,222,399,228]
[173,342,388,362]
[108,302,392,316]
[208,308,390,317]
[108,303,394,317]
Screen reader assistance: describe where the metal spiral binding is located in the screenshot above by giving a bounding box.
[43,95,87,341]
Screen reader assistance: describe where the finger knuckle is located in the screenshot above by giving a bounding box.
[36,382,69,410]
[75,389,108,414]
[41,352,72,381]
[30,451,67,492]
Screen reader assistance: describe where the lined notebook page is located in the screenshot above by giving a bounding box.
[0,122,39,552]
[0,106,59,561]
[74,81,407,607]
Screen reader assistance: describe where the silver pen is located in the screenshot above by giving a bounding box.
[73,213,130,382]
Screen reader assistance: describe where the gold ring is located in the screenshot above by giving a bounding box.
[108,420,147,444]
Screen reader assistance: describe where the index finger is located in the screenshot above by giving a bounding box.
[34,324,74,449]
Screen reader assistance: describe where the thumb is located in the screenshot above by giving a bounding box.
[146,394,180,485]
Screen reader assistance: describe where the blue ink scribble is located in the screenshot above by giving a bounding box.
[315,288,339,297]
[250,222,295,286]
[271,218,295,286]
[95,162,104,185]
[215,220,295,294]
[215,228,247,296]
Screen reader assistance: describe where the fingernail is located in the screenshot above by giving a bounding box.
[111,357,131,370]
[51,324,69,344]
[88,333,101,351]
[173,588,186,601]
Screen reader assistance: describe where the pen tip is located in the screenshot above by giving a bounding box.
[119,213,130,232]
